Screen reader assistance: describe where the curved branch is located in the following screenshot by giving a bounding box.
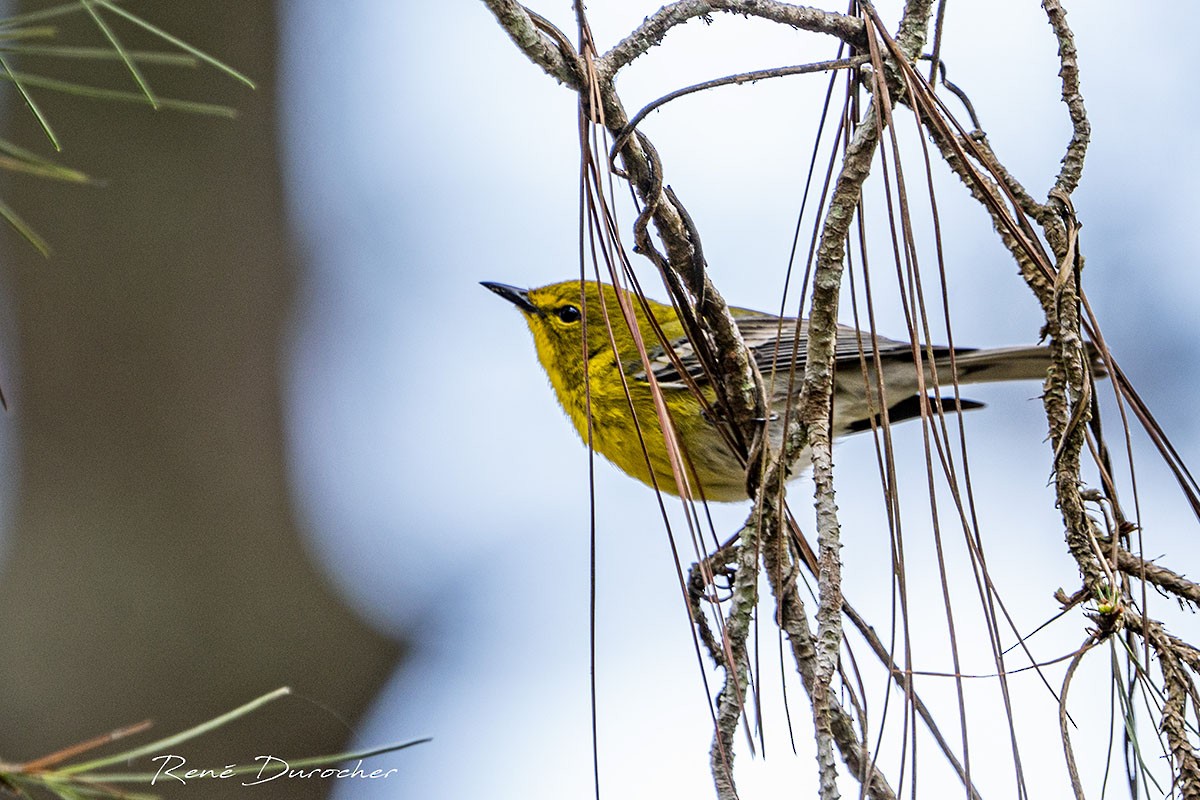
[1043,0,1089,198]
[923,56,983,130]
[1058,634,1100,800]
[599,0,867,78]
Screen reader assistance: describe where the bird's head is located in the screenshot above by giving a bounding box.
[483,280,654,381]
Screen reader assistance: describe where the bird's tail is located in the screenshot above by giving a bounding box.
[946,343,1106,385]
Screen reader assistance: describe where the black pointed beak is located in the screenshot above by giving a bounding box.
[481,281,538,314]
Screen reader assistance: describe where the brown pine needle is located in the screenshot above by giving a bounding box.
[17,720,153,773]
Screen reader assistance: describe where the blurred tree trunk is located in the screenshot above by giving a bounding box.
[0,3,400,795]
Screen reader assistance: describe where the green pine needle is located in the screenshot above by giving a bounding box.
[79,0,157,108]
[0,44,198,66]
[0,69,238,116]
[0,196,50,256]
[57,687,293,776]
[0,688,430,800]
[0,53,60,150]
[0,2,254,250]
[95,0,255,89]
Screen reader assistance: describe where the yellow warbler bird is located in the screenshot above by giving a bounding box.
[484,279,1068,502]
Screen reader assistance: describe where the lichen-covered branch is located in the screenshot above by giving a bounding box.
[1146,620,1200,796]
[1043,0,1089,200]
[792,95,882,796]
[479,0,583,87]
[1042,200,1109,591]
[1109,547,1200,606]
[867,0,1108,600]
[759,504,898,800]
[599,0,867,78]
[709,521,760,800]
[879,30,1058,314]
[788,1,936,791]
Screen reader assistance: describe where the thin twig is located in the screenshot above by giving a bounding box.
[611,56,870,163]
[1060,634,1101,800]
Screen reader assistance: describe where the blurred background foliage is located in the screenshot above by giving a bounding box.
[0,3,399,798]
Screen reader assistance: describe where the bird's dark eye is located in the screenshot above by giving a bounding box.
[556,305,581,323]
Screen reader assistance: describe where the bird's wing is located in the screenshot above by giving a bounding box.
[733,315,921,378]
[633,311,927,387]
